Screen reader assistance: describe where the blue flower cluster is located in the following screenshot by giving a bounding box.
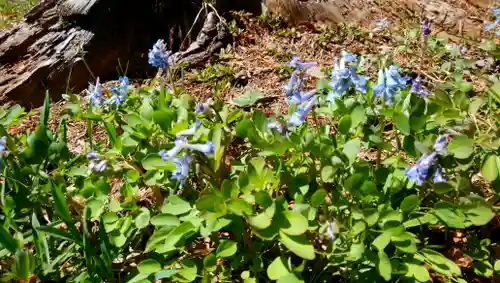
[404,135,451,185]
[283,55,318,105]
[268,56,319,135]
[106,76,129,105]
[373,65,410,104]
[159,121,214,188]
[327,51,368,102]
[421,16,431,37]
[148,39,172,70]
[410,76,430,98]
[88,78,103,106]
[485,6,500,36]
[87,150,108,173]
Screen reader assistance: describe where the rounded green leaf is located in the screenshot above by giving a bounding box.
[150,214,180,226]
[400,195,421,213]
[267,256,290,280]
[228,199,254,216]
[138,259,161,274]
[279,211,309,236]
[310,189,326,208]
[216,240,237,258]
[377,251,392,281]
[372,232,391,251]
[482,155,499,181]
[249,213,272,230]
[339,115,352,134]
[135,208,151,229]
[447,135,474,159]
[279,231,315,260]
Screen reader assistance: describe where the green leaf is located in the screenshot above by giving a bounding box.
[50,182,73,226]
[339,115,352,134]
[135,208,151,229]
[173,260,197,282]
[249,213,272,230]
[351,105,366,128]
[227,199,254,216]
[351,221,366,237]
[138,259,161,274]
[482,155,499,181]
[140,97,154,121]
[216,240,237,258]
[279,231,315,260]
[321,166,334,183]
[0,226,18,253]
[233,90,264,107]
[40,91,50,126]
[310,189,326,208]
[142,154,175,171]
[433,203,467,228]
[343,139,360,163]
[14,249,34,280]
[400,195,420,213]
[447,135,474,159]
[394,112,410,134]
[267,256,290,280]
[420,249,461,277]
[279,211,309,236]
[372,232,391,251]
[377,251,392,281]
[277,273,304,283]
[162,196,192,215]
[154,270,179,280]
[494,260,500,273]
[103,121,117,147]
[461,199,495,226]
[150,214,180,226]
[474,260,493,277]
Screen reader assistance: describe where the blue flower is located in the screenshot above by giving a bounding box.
[410,76,430,98]
[86,149,100,161]
[327,222,336,241]
[171,155,193,188]
[283,70,304,98]
[195,103,209,115]
[405,152,438,185]
[432,165,447,183]
[88,77,102,106]
[373,18,390,32]
[288,89,316,104]
[421,16,431,37]
[288,55,318,70]
[434,134,451,153]
[148,39,172,69]
[177,120,202,136]
[182,141,214,156]
[288,97,316,128]
[0,136,7,154]
[327,52,368,102]
[267,121,287,136]
[373,66,410,104]
[87,150,107,173]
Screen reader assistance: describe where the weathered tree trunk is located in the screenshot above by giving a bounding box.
[0,0,260,108]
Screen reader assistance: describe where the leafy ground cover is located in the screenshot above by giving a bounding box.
[1,2,500,283]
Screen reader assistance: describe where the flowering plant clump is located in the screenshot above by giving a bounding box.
[0,9,499,283]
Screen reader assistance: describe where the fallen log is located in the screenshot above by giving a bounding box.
[0,0,259,108]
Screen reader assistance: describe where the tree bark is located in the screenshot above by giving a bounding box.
[0,0,259,108]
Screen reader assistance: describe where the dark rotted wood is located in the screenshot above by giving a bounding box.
[0,0,259,108]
